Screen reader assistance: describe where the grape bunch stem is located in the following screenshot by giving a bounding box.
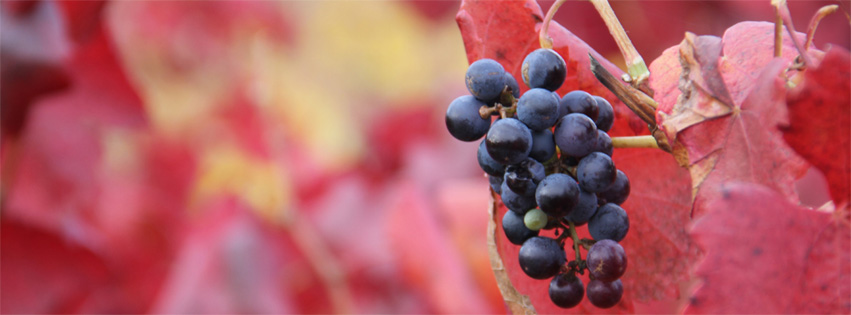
[568,221,582,263]
[611,135,660,149]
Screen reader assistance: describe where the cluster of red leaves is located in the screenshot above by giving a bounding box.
[1,1,505,313]
[651,20,851,314]
[458,0,850,313]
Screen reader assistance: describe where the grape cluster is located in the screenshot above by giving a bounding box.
[445,49,631,309]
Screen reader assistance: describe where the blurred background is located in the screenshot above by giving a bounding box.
[1,0,847,313]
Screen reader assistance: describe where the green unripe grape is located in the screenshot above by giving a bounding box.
[524,208,548,231]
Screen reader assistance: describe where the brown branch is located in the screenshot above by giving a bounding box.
[589,54,657,125]
[487,190,537,315]
[589,55,672,152]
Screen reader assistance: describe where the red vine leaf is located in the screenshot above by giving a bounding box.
[686,182,851,314]
[0,0,72,137]
[651,22,811,216]
[458,0,697,312]
[782,47,851,207]
[0,218,111,313]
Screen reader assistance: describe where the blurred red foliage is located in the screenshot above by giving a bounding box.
[2,0,848,314]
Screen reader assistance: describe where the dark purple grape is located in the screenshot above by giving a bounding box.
[517,88,560,131]
[594,96,614,132]
[586,239,627,282]
[562,155,580,167]
[486,118,533,165]
[504,72,521,99]
[501,180,537,214]
[588,203,629,242]
[465,59,506,102]
[477,140,505,176]
[564,189,598,226]
[549,273,584,308]
[576,152,617,193]
[597,170,630,205]
[554,113,598,158]
[445,95,491,142]
[529,129,556,163]
[595,130,613,157]
[535,173,580,217]
[502,210,539,245]
[489,174,503,194]
[481,72,522,106]
[521,48,566,91]
[586,279,623,309]
[504,158,546,196]
[518,236,566,279]
[559,90,599,121]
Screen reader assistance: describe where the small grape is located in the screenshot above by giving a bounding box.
[504,158,546,196]
[465,59,506,102]
[595,130,613,157]
[502,210,539,245]
[524,208,548,231]
[445,95,491,142]
[517,88,560,131]
[501,180,537,214]
[564,189,598,226]
[586,279,623,309]
[561,155,580,167]
[588,203,629,242]
[586,239,627,282]
[597,170,630,205]
[486,118,533,165]
[504,72,521,99]
[559,90,599,121]
[477,140,505,177]
[549,273,584,308]
[594,96,614,132]
[481,72,522,106]
[554,113,598,158]
[536,173,580,217]
[576,152,617,193]
[521,48,566,91]
[518,237,566,280]
[488,174,503,195]
[529,129,556,163]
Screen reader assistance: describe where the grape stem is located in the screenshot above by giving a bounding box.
[539,0,566,49]
[589,0,650,88]
[612,135,660,149]
[568,221,582,264]
[772,0,812,67]
[804,5,839,50]
[774,7,783,57]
